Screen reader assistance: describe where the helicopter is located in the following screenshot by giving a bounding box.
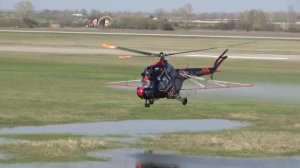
[103,43,253,108]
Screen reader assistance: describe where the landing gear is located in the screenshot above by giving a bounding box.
[149,99,154,105]
[177,96,188,106]
[145,99,154,108]
[181,97,187,105]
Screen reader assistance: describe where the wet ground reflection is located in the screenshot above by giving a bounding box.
[135,149,300,168]
[1,148,299,168]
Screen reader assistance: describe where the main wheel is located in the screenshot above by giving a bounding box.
[149,99,154,105]
[181,98,187,105]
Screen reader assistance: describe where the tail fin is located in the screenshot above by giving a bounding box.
[210,49,228,79]
[213,49,228,70]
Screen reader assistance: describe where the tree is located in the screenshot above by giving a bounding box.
[178,4,193,20]
[287,6,297,23]
[14,1,34,19]
[238,10,270,31]
[183,4,193,15]
[171,4,193,28]
[57,10,75,27]
[154,8,166,19]
[90,9,102,18]
[80,8,88,17]
[0,0,2,15]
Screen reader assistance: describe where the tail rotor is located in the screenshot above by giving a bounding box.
[211,49,228,80]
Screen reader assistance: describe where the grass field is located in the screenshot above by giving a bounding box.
[0,31,299,162]
[0,52,299,126]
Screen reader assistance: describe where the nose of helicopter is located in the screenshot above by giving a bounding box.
[137,87,145,99]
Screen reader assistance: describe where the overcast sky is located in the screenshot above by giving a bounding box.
[1,0,299,12]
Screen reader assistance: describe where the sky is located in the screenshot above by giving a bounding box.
[1,0,299,12]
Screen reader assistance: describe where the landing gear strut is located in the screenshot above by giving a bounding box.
[145,99,154,108]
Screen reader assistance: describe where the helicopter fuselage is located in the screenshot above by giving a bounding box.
[136,59,216,102]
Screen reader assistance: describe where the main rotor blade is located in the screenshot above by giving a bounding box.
[164,47,218,56]
[227,41,256,47]
[166,41,255,56]
[102,43,158,57]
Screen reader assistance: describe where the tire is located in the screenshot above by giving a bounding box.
[182,98,187,105]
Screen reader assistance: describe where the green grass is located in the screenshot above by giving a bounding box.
[0,52,300,127]
[0,52,140,126]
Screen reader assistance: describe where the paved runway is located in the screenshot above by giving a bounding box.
[1,29,299,61]
[0,44,298,61]
[1,29,300,40]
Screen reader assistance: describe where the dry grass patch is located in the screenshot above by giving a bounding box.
[17,138,108,153]
[228,113,262,121]
[292,124,300,128]
[0,138,113,162]
[144,131,300,157]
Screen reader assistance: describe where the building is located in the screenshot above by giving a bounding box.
[87,16,112,28]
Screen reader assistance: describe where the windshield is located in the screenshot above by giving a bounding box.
[140,80,151,88]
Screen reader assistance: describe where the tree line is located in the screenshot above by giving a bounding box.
[0,1,299,32]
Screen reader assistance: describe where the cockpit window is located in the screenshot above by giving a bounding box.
[140,80,151,88]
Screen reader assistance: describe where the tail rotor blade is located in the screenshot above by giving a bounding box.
[214,49,228,67]
[219,49,228,57]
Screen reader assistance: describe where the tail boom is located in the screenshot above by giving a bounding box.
[177,49,228,78]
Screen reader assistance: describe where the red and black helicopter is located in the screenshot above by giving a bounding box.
[103,43,253,108]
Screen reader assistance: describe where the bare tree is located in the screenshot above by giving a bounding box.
[153,8,166,19]
[239,10,271,31]
[0,0,2,14]
[178,3,193,20]
[57,10,75,27]
[14,1,34,19]
[171,4,193,27]
[90,9,102,18]
[287,6,297,23]
[286,6,299,31]
[183,4,193,15]
[80,8,88,17]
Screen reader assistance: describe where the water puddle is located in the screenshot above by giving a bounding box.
[5,120,296,168]
[0,152,7,160]
[0,119,247,166]
[1,148,299,168]
[0,119,246,137]
[0,138,19,145]
[183,84,300,103]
